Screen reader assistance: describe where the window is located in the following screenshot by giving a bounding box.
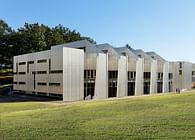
[50,70,63,74]
[49,59,51,72]
[13,72,17,75]
[37,71,47,74]
[49,83,60,86]
[102,50,108,53]
[108,71,118,79]
[18,62,26,65]
[18,72,26,75]
[32,71,47,74]
[13,82,17,84]
[16,63,18,73]
[84,70,96,79]
[144,72,151,80]
[78,47,86,52]
[192,71,195,76]
[179,70,182,75]
[122,52,126,56]
[19,82,26,85]
[37,59,47,63]
[128,71,136,80]
[138,54,142,58]
[179,62,182,68]
[158,73,163,80]
[28,61,34,64]
[169,73,173,79]
[37,82,47,86]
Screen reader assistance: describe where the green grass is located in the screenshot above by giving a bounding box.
[0,84,12,89]
[1,92,195,140]
[0,68,13,73]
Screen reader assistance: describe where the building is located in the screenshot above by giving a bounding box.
[13,40,195,101]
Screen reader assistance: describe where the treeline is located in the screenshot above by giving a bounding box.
[0,19,96,67]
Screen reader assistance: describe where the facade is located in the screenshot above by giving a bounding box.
[13,40,195,101]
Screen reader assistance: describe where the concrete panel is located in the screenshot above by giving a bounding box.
[94,53,108,99]
[163,62,169,93]
[150,60,157,94]
[84,53,97,69]
[63,47,84,101]
[183,62,192,90]
[35,51,50,93]
[117,56,128,97]
[135,58,144,96]
[128,57,137,71]
[108,55,118,70]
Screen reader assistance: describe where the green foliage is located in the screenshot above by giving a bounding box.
[0,19,96,66]
[1,92,195,139]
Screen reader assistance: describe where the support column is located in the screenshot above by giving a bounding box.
[135,58,144,96]
[163,61,169,93]
[63,48,84,101]
[150,60,157,94]
[117,56,128,97]
[94,53,108,99]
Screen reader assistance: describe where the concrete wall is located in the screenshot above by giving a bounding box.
[150,60,157,94]
[63,47,84,101]
[163,61,169,93]
[183,62,192,90]
[94,53,108,99]
[117,56,128,97]
[135,58,144,96]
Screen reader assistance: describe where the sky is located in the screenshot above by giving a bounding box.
[1,0,195,62]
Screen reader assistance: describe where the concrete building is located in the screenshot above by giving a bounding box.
[13,40,195,101]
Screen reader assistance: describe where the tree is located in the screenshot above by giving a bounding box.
[0,19,12,37]
[0,19,96,67]
[0,20,13,65]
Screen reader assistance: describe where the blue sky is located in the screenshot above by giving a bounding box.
[1,0,195,62]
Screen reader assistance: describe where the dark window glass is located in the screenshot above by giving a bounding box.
[18,62,26,65]
[37,59,47,63]
[18,72,26,75]
[179,70,182,75]
[37,71,47,74]
[37,82,47,86]
[49,83,60,86]
[50,70,63,74]
[19,82,26,85]
[179,62,182,68]
[28,61,34,64]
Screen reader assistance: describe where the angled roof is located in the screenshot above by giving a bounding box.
[96,43,120,56]
[114,47,138,58]
[146,51,166,62]
[51,40,102,53]
[131,49,153,60]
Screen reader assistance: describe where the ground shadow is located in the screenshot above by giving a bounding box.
[0,93,61,103]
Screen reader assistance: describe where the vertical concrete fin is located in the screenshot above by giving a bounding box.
[163,61,169,93]
[150,60,157,94]
[117,56,128,97]
[94,53,107,99]
[63,48,84,101]
[135,58,144,96]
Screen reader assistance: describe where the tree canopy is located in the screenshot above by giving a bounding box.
[0,19,96,67]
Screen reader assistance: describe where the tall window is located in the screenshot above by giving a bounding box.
[179,62,182,68]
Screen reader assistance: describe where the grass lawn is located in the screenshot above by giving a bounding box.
[1,91,195,140]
